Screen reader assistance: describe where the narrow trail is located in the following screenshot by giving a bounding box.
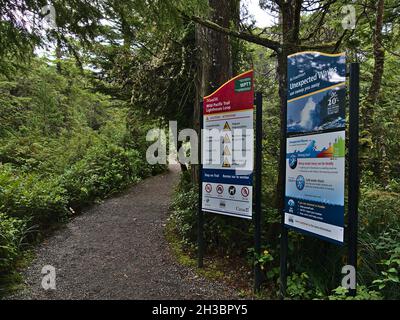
[10,166,238,300]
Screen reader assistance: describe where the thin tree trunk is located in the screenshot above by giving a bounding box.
[56,36,62,74]
[361,0,387,181]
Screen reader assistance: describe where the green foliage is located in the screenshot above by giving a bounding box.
[1,0,399,301]
[61,144,145,206]
[0,213,28,273]
[169,171,198,251]
[359,189,400,234]
[371,233,400,299]
[286,272,315,300]
[0,165,69,227]
[328,286,382,301]
[248,247,274,273]
[0,56,165,290]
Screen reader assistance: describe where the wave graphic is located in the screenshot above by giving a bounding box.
[299,97,319,131]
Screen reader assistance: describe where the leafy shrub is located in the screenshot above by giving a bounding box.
[0,213,28,273]
[247,247,275,275]
[169,171,198,250]
[61,143,148,207]
[359,189,400,236]
[370,231,400,299]
[328,286,382,300]
[286,272,315,300]
[0,164,69,227]
[357,189,400,299]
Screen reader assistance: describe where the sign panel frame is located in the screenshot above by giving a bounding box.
[284,51,347,245]
[201,70,255,219]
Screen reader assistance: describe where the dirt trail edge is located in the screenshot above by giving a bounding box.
[9,165,238,300]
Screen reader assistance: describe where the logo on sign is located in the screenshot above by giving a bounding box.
[228,186,236,196]
[288,199,295,213]
[235,77,252,93]
[205,184,212,193]
[241,187,249,198]
[217,185,224,194]
[289,154,298,169]
[296,175,305,191]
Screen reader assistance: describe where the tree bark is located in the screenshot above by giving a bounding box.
[360,0,387,181]
[56,36,62,74]
[192,0,239,183]
[275,0,302,209]
[362,0,385,132]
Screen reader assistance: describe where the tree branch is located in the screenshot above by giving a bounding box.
[182,12,338,54]
[185,13,281,52]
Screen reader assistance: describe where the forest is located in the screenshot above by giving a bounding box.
[0,0,399,300]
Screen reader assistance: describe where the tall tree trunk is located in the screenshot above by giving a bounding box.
[192,0,238,183]
[276,0,302,209]
[229,0,241,75]
[361,0,387,181]
[366,0,385,111]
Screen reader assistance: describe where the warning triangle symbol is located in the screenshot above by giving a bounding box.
[223,145,231,156]
[223,121,231,131]
[222,157,231,168]
[224,134,231,143]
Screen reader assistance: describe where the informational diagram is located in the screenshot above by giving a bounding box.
[201,70,254,219]
[285,52,346,244]
[284,131,345,242]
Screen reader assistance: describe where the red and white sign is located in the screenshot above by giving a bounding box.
[201,70,254,219]
[203,70,254,115]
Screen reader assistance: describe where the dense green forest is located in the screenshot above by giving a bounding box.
[1,0,399,299]
[0,57,165,290]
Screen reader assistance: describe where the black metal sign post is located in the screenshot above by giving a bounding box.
[198,101,204,268]
[279,223,288,299]
[348,63,360,297]
[279,92,289,300]
[254,92,263,292]
[279,62,360,299]
[198,95,264,292]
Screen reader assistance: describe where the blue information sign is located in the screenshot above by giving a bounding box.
[285,52,346,244]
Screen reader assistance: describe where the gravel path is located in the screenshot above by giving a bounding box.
[9,166,238,300]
